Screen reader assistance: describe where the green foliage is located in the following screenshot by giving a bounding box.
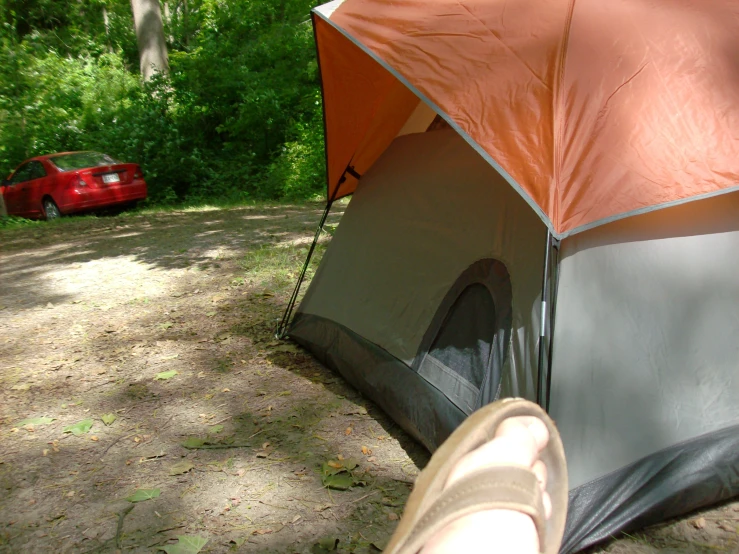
[0,215,42,229]
[0,0,326,203]
[264,91,326,199]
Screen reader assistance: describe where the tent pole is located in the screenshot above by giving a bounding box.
[275,200,333,339]
[545,239,561,412]
[536,231,552,408]
[275,15,338,341]
[274,160,359,339]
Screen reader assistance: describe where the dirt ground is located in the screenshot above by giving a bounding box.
[0,203,737,554]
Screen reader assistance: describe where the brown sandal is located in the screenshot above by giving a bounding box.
[384,398,568,554]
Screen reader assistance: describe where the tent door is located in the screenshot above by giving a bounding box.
[413,259,512,415]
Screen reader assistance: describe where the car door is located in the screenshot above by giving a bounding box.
[2,163,33,215]
[23,161,51,217]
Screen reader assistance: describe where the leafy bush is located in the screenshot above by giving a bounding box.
[0,0,326,204]
[263,91,326,199]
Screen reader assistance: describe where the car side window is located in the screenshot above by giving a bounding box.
[9,163,32,184]
[28,161,47,180]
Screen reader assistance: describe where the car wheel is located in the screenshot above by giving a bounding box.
[42,198,61,221]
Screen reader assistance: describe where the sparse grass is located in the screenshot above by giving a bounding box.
[0,215,43,229]
[125,383,150,400]
[0,195,350,234]
[0,199,292,231]
[132,195,336,216]
[0,211,120,232]
[213,358,232,373]
[240,241,328,294]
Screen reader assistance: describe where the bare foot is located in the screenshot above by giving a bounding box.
[420,416,551,554]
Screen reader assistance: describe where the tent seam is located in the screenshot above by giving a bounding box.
[554,0,577,237]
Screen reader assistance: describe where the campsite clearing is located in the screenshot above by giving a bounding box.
[0,204,736,553]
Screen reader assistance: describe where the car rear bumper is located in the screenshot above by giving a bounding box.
[59,181,147,212]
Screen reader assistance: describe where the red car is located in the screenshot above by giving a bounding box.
[0,151,147,220]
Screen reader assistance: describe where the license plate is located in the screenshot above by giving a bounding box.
[102,173,120,184]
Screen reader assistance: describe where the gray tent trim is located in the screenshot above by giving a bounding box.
[563,423,739,552]
[310,8,557,238]
[561,183,739,239]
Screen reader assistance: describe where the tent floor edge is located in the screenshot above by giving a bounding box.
[563,422,739,553]
[289,312,467,452]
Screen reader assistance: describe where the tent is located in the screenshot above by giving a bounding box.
[276,0,739,551]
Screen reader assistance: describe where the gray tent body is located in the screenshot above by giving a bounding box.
[289,129,739,551]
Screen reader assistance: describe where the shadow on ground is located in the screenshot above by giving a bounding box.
[1,202,736,554]
[0,202,430,553]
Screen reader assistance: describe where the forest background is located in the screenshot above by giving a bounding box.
[0,0,325,205]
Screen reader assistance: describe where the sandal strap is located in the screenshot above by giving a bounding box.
[394,465,545,554]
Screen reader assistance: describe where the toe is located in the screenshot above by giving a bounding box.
[446,416,543,487]
[532,460,547,489]
[496,416,549,452]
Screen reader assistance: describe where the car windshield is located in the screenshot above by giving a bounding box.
[50,152,121,171]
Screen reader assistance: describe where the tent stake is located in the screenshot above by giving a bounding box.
[275,201,333,339]
[536,231,552,408]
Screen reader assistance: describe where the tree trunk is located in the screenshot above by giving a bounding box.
[130,0,169,81]
[182,0,189,48]
[162,2,173,42]
[102,7,113,53]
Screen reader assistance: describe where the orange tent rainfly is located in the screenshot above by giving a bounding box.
[279,1,739,552]
[315,0,739,238]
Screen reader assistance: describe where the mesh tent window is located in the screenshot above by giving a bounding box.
[413,259,512,414]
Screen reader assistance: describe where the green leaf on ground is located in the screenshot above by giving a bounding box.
[311,536,340,554]
[322,473,356,490]
[63,419,93,435]
[17,417,55,427]
[340,459,359,470]
[101,413,117,426]
[169,461,195,476]
[208,424,224,434]
[155,370,178,380]
[182,437,206,449]
[320,459,366,490]
[158,535,208,554]
[159,322,174,330]
[126,488,161,503]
